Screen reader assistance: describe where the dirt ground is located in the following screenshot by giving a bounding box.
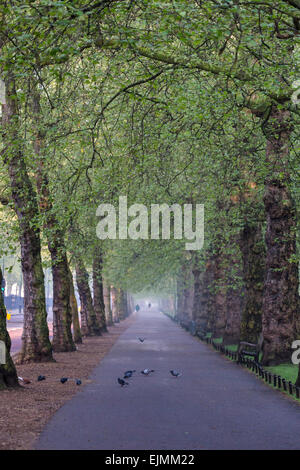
[0,316,134,450]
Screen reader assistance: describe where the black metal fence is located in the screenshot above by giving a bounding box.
[206,336,300,401]
[162,310,300,401]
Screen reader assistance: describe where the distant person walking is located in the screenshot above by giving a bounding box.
[148,303,151,308]
[135,304,140,312]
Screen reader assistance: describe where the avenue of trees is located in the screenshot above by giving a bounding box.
[0,0,299,389]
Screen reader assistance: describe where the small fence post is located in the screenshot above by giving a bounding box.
[282,378,287,392]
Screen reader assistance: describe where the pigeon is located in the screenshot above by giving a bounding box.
[138,337,146,342]
[141,369,155,375]
[37,375,46,381]
[60,377,68,384]
[118,378,129,387]
[18,376,31,384]
[76,379,82,386]
[170,370,181,377]
[124,370,136,379]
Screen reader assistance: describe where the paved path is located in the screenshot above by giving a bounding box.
[36,309,300,450]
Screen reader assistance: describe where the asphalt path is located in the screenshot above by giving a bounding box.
[36,309,300,450]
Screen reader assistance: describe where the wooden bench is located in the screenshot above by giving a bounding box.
[180,319,197,336]
[196,328,208,340]
[237,333,264,365]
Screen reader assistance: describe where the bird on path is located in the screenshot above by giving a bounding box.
[118,377,129,387]
[18,376,31,384]
[76,379,82,386]
[60,377,68,384]
[138,337,146,342]
[170,370,181,377]
[37,375,46,382]
[124,370,136,379]
[141,369,155,375]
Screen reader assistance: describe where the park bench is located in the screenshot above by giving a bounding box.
[196,328,208,340]
[237,333,264,365]
[179,319,197,335]
[189,321,197,336]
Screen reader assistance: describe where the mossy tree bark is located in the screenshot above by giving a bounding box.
[223,238,243,345]
[76,258,101,336]
[176,263,194,326]
[192,268,208,334]
[31,83,75,353]
[261,107,299,365]
[223,285,243,346]
[239,223,265,344]
[0,268,19,389]
[48,236,75,351]
[211,249,227,339]
[103,281,113,326]
[202,258,216,334]
[126,292,133,317]
[116,288,127,321]
[295,365,300,388]
[92,249,107,332]
[2,74,52,363]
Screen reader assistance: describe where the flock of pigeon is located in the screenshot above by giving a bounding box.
[117,336,181,387]
[19,335,181,389]
[18,375,82,386]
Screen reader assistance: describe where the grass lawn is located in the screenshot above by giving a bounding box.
[212,337,223,344]
[224,344,238,352]
[265,363,298,384]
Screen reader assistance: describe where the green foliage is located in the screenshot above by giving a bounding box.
[0,0,298,296]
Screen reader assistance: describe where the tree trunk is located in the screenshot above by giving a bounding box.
[211,250,227,339]
[0,268,19,389]
[50,246,75,352]
[111,286,119,323]
[222,238,243,345]
[202,258,215,334]
[126,292,134,317]
[176,264,193,326]
[75,259,101,336]
[192,268,209,334]
[223,286,243,345]
[176,277,185,323]
[68,268,82,344]
[295,365,300,388]
[103,281,113,326]
[2,75,52,363]
[116,288,127,321]
[261,107,299,365]
[92,250,107,332]
[31,83,75,353]
[239,223,265,344]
